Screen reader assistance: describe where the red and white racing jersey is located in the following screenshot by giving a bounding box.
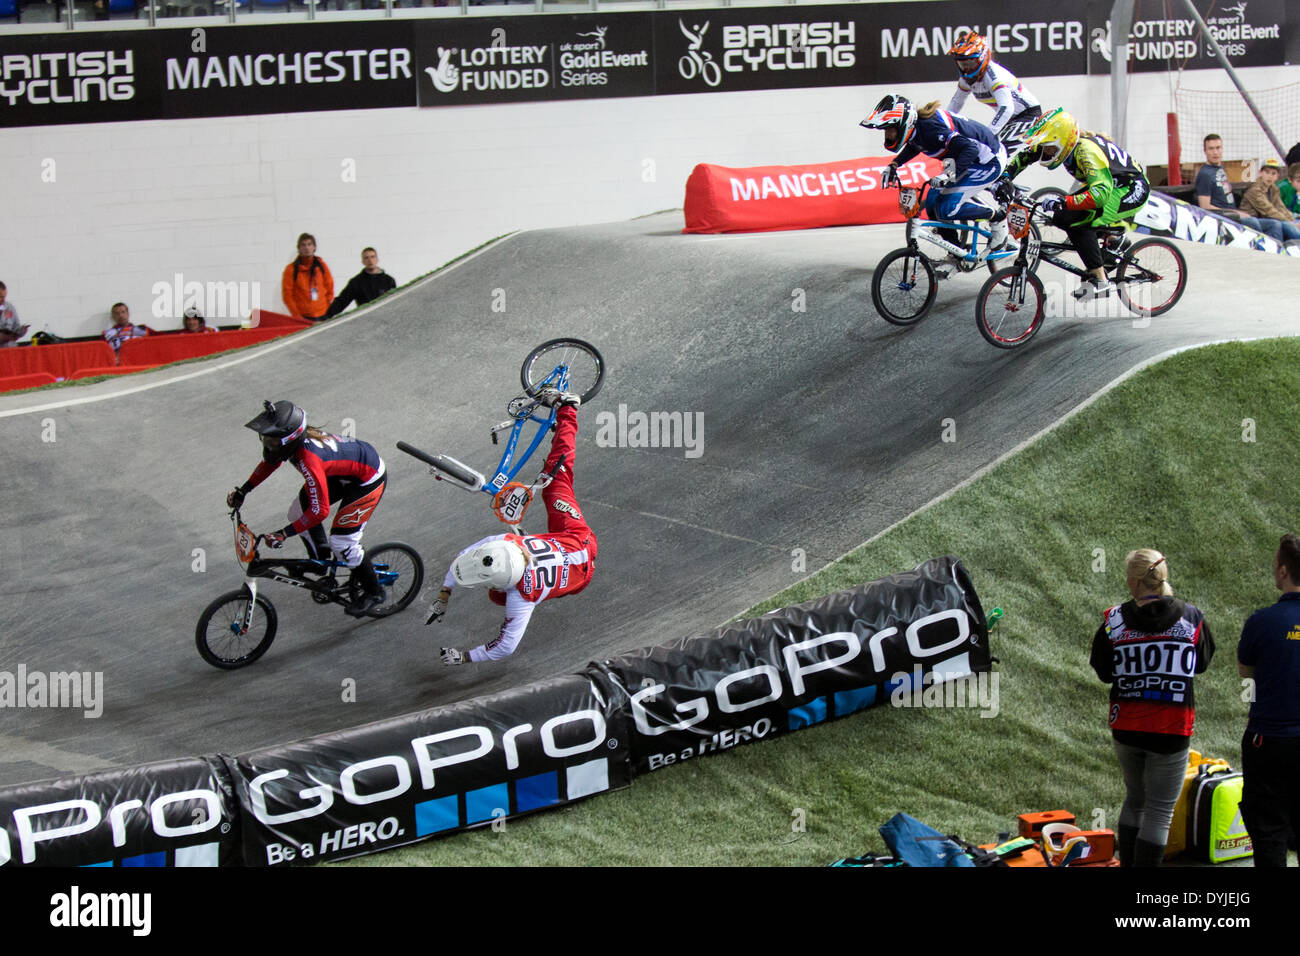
[443,530,596,661]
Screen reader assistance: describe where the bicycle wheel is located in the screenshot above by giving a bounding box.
[1115,237,1188,318]
[521,339,605,405]
[362,543,424,618]
[196,590,278,669]
[976,267,1046,349]
[986,222,1042,276]
[871,248,938,326]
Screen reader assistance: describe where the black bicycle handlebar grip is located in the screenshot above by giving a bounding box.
[547,454,567,477]
[396,441,440,467]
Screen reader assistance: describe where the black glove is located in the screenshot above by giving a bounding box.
[227,487,246,509]
[993,177,1016,206]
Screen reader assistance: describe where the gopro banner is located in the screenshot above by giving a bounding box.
[593,556,991,776]
[0,757,240,867]
[683,155,944,233]
[228,673,632,866]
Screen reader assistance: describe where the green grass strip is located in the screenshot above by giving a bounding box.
[340,338,1299,866]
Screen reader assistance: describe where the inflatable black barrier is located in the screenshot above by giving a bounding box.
[0,556,989,866]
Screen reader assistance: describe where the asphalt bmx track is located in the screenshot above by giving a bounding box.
[1,212,1296,789]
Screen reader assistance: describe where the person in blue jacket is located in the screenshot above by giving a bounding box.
[862,93,1010,252]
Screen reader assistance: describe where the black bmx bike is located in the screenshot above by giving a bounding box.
[974,188,1189,349]
[195,509,424,669]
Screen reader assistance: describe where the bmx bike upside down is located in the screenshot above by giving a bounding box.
[397,337,605,526]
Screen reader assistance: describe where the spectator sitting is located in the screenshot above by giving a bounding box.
[1279,163,1300,218]
[1286,142,1300,168]
[1195,134,1281,240]
[324,247,398,319]
[281,232,334,322]
[182,305,217,333]
[103,302,149,359]
[0,281,29,348]
[1239,159,1300,243]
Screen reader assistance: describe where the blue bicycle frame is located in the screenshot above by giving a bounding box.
[397,359,578,501]
[902,178,1017,267]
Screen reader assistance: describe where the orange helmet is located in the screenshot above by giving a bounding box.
[949,32,991,82]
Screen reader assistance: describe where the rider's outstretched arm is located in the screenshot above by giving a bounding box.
[468,593,538,662]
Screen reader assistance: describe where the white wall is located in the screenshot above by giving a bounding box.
[3,62,1297,339]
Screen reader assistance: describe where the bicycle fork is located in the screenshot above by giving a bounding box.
[238,578,259,633]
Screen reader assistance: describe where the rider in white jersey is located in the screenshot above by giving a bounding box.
[947,32,1042,150]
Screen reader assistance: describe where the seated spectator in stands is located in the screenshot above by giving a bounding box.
[1240,159,1300,243]
[1279,163,1300,218]
[1287,142,1300,168]
[0,281,28,348]
[103,302,149,358]
[281,233,334,321]
[324,247,398,319]
[1195,134,1279,239]
[183,306,217,333]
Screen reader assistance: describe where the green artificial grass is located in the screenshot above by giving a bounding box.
[340,338,1299,866]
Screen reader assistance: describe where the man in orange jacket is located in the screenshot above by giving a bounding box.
[281,233,334,320]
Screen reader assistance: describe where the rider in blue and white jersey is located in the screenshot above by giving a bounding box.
[862,93,1010,251]
[947,31,1042,151]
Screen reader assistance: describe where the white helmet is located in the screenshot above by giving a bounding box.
[452,540,526,589]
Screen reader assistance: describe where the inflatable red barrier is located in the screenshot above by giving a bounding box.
[683,156,944,234]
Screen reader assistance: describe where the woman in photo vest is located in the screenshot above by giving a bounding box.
[1089,549,1216,866]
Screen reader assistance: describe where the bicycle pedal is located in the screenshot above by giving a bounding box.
[932,267,952,280]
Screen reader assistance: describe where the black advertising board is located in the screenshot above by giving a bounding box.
[157,21,417,119]
[1086,0,1289,74]
[228,672,631,865]
[594,556,992,777]
[0,30,161,128]
[414,13,655,106]
[651,8,868,96]
[0,756,240,867]
[846,0,1090,88]
[2,1,1294,128]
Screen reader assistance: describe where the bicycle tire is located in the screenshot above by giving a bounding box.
[362,543,425,618]
[1028,186,1071,248]
[196,590,278,670]
[976,267,1046,349]
[1116,237,1188,318]
[521,338,605,405]
[986,222,1043,276]
[871,248,938,326]
[1029,186,1067,203]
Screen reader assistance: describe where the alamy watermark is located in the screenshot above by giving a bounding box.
[594,404,704,459]
[151,272,262,323]
[888,666,999,718]
[0,665,103,718]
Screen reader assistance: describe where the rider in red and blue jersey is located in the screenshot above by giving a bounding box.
[862,93,1010,251]
[226,400,388,617]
